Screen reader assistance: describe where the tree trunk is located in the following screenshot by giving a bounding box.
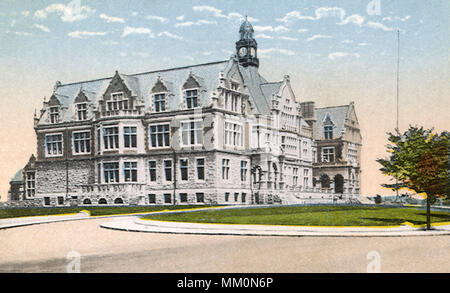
[426,196,431,230]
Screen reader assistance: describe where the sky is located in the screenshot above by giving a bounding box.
[0,0,449,200]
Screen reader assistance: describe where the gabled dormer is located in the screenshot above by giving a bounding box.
[150,77,169,113]
[47,94,61,124]
[74,89,90,121]
[182,73,202,109]
[99,71,134,116]
[323,113,335,139]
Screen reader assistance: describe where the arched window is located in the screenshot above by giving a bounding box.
[98,198,107,205]
[320,174,331,188]
[334,174,344,194]
[83,198,92,205]
[114,198,124,204]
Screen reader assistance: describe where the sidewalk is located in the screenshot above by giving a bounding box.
[0,212,90,229]
[100,216,450,237]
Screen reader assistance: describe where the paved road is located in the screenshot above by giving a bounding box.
[0,218,449,273]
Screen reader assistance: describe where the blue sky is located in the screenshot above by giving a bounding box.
[0,0,448,197]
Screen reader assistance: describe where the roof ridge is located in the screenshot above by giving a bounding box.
[59,60,229,88]
[316,104,350,110]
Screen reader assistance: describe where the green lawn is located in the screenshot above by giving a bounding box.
[141,205,450,227]
[0,205,215,219]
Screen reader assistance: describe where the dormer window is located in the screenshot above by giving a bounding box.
[49,106,60,124]
[324,125,333,139]
[185,89,198,109]
[107,92,128,111]
[153,93,166,112]
[231,82,239,91]
[76,103,88,120]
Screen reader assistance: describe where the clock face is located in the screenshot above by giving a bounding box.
[250,47,256,57]
[239,47,247,57]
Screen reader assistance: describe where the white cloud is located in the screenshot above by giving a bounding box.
[99,13,125,23]
[120,52,127,57]
[192,5,255,22]
[341,39,353,44]
[255,34,273,39]
[131,12,138,17]
[158,31,183,40]
[338,14,364,26]
[383,15,411,22]
[358,42,370,46]
[221,49,233,55]
[298,28,308,33]
[68,31,107,39]
[307,34,332,41]
[328,52,360,60]
[176,15,185,21]
[279,36,298,41]
[274,25,290,32]
[254,25,273,32]
[277,7,364,27]
[14,31,33,36]
[34,3,94,22]
[259,48,295,56]
[122,26,154,37]
[21,11,30,17]
[33,24,50,32]
[146,15,169,23]
[366,21,393,31]
[175,19,217,27]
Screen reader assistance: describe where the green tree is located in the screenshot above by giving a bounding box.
[377,126,449,230]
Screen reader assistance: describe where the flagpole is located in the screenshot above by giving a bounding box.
[395,29,400,202]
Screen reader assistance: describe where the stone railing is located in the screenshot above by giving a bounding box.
[100,109,142,117]
[77,183,146,197]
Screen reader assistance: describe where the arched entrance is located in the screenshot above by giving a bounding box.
[98,198,107,205]
[114,198,124,204]
[83,198,92,205]
[334,174,344,194]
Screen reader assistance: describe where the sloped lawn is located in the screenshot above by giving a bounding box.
[142,205,450,227]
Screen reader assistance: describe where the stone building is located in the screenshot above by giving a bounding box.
[7,19,361,207]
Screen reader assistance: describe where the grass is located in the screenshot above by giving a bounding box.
[0,205,216,219]
[141,205,450,227]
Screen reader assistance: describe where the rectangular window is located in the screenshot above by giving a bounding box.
[234,192,239,202]
[240,161,247,182]
[76,103,87,120]
[73,131,91,154]
[179,193,188,203]
[103,127,119,150]
[148,194,156,204]
[153,94,166,112]
[196,193,204,203]
[49,106,59,124]
[107,93,128,111]
[181,120,202,146]
[241,192,246,203]
[149,160,157,182]
[180,159,188,181]
[224,122,242,146]
[196,158,205,180]
[44,197,50,206]
[231,94,240,112]
[303,169,309,187]
[26,172,35,197]
[222,159,230,180]
[224,192,230,202]
[185,89,198,109]
[103,162,119,183]
[322,147,335,163]
[124,162,137,182]
[45,134,63,156]
[293,167,299,186]
[124,126,137,148]
[149,124,170,148]
[164,160,172,181]
[164,193,172,204]
[57,196,64,206]
[324,125,333,139]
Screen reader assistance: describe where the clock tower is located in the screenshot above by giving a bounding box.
[235,17,259,68]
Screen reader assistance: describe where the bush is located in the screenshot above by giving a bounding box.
[374,195,382,204]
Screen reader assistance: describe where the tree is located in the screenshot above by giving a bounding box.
[377,126,449,230]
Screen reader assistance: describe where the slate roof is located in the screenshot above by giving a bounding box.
[314,105,350,140]
[10,169,22,183]
[38,58,284,124]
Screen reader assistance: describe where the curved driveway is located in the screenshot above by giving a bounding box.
[0,217,449,272]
